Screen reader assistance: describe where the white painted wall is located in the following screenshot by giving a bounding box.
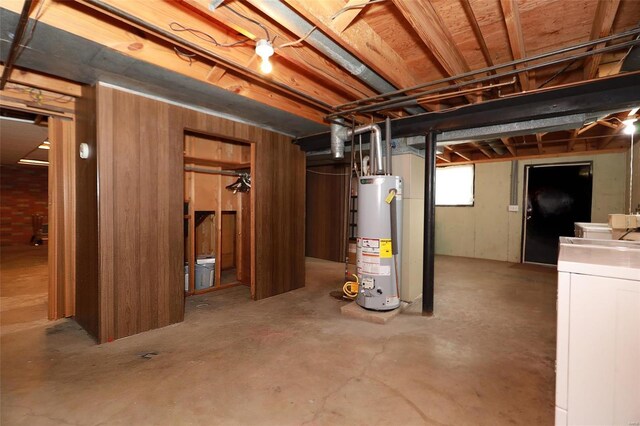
[435,152,628,263]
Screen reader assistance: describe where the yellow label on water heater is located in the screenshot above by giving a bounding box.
[379,239,392,258]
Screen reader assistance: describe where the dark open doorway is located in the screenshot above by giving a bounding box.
[522,162,593,265]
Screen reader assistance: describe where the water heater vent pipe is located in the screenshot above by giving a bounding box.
[331,121,384,175]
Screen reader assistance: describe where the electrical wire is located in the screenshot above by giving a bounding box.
[169,22,250,47]
[222,3,270,41]
[15,0,46,59]
[330,0,386,19]
[173,47,196,65]
[4,83,74,104]
[278,0,384,49]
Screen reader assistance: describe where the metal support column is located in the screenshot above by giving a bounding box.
[422,132,436,315]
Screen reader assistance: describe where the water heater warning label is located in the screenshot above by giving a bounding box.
[379,239,392,258]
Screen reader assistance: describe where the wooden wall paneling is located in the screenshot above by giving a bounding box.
[138,96,160,332]
[74,85,99,338]
[164,103,184,328]
[97,86,115,342]
[254,131,306,299]
[113,88,141,339]
[305,165,348,262]
[95,85,304,340]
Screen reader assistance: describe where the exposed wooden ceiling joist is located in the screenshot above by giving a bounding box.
[500,137,517,156]
[277,0,426,93]
[6,0,327,123]
[499,0,529,91]
[584,0,621,80]
[179,0,378,102]
[391,0,471,78]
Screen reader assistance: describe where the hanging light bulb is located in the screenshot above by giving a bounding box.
[623,118,637,135]
[255,39,274,74]
[260,58,273,74]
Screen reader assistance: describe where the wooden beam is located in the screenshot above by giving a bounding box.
[500,137,517,156]
[584,0,621,80]
[500,0,529,91]
[180,0,377,101]
[0,65,82,97]
[535,133,543,154]
[392,0,470,78]
[445,145,471,161]
[436,153,451,163]
[2,0,327,123]
[392,0,476,104]
[436,145,627,166]
[277,0,424,92]
[330,0,368,34]
[471,142,493,158]
[460,0,495,71]
[567,129,580,151]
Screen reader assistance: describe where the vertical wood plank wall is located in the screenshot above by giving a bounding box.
[305,165,348,262]
[74,85,99,337]
[48,117,77,319]
[93,85,305,342]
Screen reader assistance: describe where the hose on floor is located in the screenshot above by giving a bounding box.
[343,274,359,299]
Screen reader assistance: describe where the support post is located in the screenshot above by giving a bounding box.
[422,132,436,315]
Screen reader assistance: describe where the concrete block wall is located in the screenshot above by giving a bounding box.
[0,164,48,246]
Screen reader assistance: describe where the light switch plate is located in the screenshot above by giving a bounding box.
[508,205,519,212]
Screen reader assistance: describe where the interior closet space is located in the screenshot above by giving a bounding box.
[183,131,253,297]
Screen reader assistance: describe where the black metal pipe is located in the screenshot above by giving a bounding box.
[329,38,640,118]
[0,0,34,90]
[78,0,334,112]
[332,26,640,112]
[422,132,436,316]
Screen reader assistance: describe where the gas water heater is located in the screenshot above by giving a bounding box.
[331,118,403,311]
[356,175,403,311]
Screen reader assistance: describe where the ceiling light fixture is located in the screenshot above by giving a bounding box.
[18,158,49,166]
[623,118,637,135]
[38,143,50,150]
[255,39,274,74]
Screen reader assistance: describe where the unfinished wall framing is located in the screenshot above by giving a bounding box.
[183,132,253,295]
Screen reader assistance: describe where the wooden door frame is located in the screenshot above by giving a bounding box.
[48,117,76,319]
[0,99,77,320]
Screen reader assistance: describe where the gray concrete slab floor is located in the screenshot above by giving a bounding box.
[1,255,557,425]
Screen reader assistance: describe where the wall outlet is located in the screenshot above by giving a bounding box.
[508,205,519,212]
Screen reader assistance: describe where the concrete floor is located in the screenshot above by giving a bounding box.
[1,255,557,425]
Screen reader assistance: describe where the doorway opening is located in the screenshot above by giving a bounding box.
[0,108,50,328]
[183,130,253,302]
[522,162,593,265]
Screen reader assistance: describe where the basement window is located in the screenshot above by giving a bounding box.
[435,164,474,206]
